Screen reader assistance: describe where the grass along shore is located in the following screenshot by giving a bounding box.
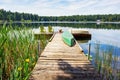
[0,24,41,80]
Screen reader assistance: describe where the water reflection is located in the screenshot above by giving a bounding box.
[1,23,120,29]
[80,41,120,80]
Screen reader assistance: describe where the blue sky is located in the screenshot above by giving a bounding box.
[0,0,120,16]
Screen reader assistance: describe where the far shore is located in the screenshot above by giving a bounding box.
[0,21,120,24]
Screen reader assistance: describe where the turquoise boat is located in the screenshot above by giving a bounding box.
[62,31,75,47]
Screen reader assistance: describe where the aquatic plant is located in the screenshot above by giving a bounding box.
[0,24,39,80]
[39,25,46,33]
[93,42,120,80]
[48,25,53,32]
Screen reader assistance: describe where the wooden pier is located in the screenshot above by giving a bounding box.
[29,33,100,80]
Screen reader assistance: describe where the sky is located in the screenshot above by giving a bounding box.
[0,0,120,16]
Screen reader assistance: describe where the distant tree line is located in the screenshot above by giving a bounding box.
[0,9,120,22]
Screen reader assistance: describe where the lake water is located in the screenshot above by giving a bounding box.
[2,22,120,79]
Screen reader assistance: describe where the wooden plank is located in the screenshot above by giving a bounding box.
[33,64,94,68]
[40,57,87,59]
[32,66,95,72]
[38,59,89,62]
[40,55,87,58]
[29,33,100,80]
[33,64,95,69]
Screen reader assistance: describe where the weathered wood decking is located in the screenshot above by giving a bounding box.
[30,33,100,80]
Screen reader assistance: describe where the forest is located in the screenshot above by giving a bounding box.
[0,9,120,22]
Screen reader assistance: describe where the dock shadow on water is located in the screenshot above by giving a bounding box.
[56,59,101,80]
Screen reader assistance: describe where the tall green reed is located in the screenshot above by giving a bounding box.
[0,24,38,80]
[48,25,53,33]
[94,42,120,80]
[39,25,46,33]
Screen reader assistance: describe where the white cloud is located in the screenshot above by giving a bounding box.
[0,0,13,3]
[0,0,120,16]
